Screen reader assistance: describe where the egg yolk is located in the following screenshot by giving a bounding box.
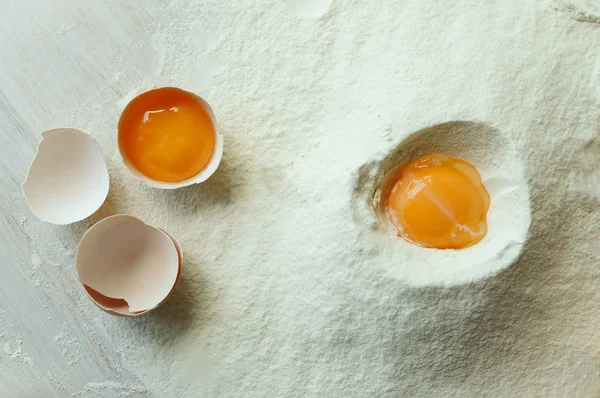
[384,154,490,249]
[118,87,215,183]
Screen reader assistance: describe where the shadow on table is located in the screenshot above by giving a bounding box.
[125,257,211,345]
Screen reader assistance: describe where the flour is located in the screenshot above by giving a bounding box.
[70,381,148,398]
[65,0,600,396]
[551,0,600,22]
[353,121,531,286]
[285,0,333,19]
[2,339,33,367]
[4,0,600,396]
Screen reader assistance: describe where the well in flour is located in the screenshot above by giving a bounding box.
[352,121,532,286]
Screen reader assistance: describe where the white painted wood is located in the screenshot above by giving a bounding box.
[0,1,155,396]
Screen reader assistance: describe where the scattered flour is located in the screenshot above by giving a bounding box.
[71,381,148,398]
[353,121,531,286]
[2,0,600,396]
[3,339,34,367]
[551,0,600,22]
[75,1,599,396]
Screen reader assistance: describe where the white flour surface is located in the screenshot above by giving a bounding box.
[353,121,531,286]
[2,0,600,396]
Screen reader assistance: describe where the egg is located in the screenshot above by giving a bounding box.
[118,87,223,189]
[356,121,531,286]
[23,128,109,225]
[379,154,490,249]
[76,215,182,316]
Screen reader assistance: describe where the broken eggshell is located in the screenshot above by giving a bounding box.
[23,128,109,225]
[76,215,182,317]
[117,88,224,190]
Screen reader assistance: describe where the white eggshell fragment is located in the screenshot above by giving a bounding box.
[76,215,181,314]
[23,128,109,225]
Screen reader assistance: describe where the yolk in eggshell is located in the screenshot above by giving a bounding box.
[384,154,490,249]
[118,87,215,183]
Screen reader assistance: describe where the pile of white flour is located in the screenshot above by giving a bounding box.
[8,0,600,396]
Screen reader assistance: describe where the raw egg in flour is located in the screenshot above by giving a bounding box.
[381,154,490,249]
[118,87,223,189]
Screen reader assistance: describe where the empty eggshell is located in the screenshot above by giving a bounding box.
[82,232,182,317]
[76,215,181,315]
[118,88,224,190]
[81,228,183,317]
[23,128,110,225]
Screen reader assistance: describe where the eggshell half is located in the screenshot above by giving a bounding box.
[82,228,183,317]
[76,215,181,313]
[23,128,109,225]
[118,88,223,190]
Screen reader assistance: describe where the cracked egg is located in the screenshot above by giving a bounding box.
[118,87,223,190]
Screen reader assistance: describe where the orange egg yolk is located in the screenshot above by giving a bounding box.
[384,154,490,249]
[118,87,215,183]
